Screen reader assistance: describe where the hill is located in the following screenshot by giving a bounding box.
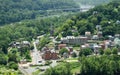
[55,1,120,37]
[0,0,79,25]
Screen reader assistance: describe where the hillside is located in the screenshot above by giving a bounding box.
[0,0,79,25]
[56,1,120,37]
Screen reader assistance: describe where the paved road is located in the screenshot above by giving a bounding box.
[32,41,44,65]
[19,66,29,75]
[19,39,58,75]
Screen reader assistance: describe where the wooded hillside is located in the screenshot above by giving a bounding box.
[0,0,78,25]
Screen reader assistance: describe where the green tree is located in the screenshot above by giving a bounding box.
[8,61,18,70]
[99,49,104,55]
[1,45,8,54]
[112,47,118,55]
[104,48,111,55]
[79,48,92,56]
[0,54,8,65]
[59,48,68,56]
[72,52,77,57]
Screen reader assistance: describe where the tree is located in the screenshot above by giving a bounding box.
[39,36,50,50]
[104,48,111,55]
[8,53,18,63]
[30,45,34,50]
[79,48,92,56]
[2,45,8,54]
[99,49,104,55]
[0,54,8,65]
[72,52,77,57]
[8,61,18,70]
[59,48,68,56]
[44,62,72,75]
[112,47,118,55]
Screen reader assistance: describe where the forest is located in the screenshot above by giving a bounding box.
[0,0,79,25]
[55,1,120,37]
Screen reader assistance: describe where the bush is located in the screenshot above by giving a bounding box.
[72,52,77,57]
[104,48,111,55]
[59,48,68,56]
[79,48,92,56]
[8,61,18,70]
[99,49,104,55]
[112,47,118,55]
[0,54,8,65]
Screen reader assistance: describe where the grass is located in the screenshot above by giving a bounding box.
[73,47,80,51]
[66,57,78,60]
[70,62,81,74]
[71,66,80,74]
[32,70,41,75]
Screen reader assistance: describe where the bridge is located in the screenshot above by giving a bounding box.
[39,6,94,13]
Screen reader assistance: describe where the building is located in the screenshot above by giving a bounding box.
[85,31,91,40]
[92,35,99,40]
[9,41,21,48]
[61,36,88,45]
[114,38,120,46]
[115,34,120,38]
[58,44,67,50]
[22,41,30,47]
[96,25,102,31]
[97,31,103,39]
[9,41,30,48]
[42,50,59,60]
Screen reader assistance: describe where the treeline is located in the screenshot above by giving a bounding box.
[0,15,72,48]
[55,1,120,37]
[80,48,120,75]
[0,0,79,25]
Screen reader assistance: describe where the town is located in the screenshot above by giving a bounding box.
[0,0,120,75]
[8,24,120,75]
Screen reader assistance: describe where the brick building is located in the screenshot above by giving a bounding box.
[42,50,59,60]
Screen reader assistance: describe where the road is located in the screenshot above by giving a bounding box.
[19,66,29,75]
[31,40,44,65]
[19,39,58,75]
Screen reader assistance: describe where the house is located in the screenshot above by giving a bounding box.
[96,25,102,31]
[61,36,88,45]
[114,38,120,46]
[63,52,69,58]
[66,47,73,55]
[115,34,120,38]
[81,44,89,49]
[41,46,49,52]
[97,31,103,39]
[22,41,30,47]
[85,31,91,40]
[9,41,30,48]
[108,35,114,41]
[92,35,99,40]
[103,40,114,49]
[9,41,21,48]
[42,50,59,60]
[58,44,67,50]
[93,44,101,54]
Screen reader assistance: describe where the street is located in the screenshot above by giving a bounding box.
[19,39,58,75]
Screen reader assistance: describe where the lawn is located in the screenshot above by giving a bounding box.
[73,47,80,51]
[32,69,41,75]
